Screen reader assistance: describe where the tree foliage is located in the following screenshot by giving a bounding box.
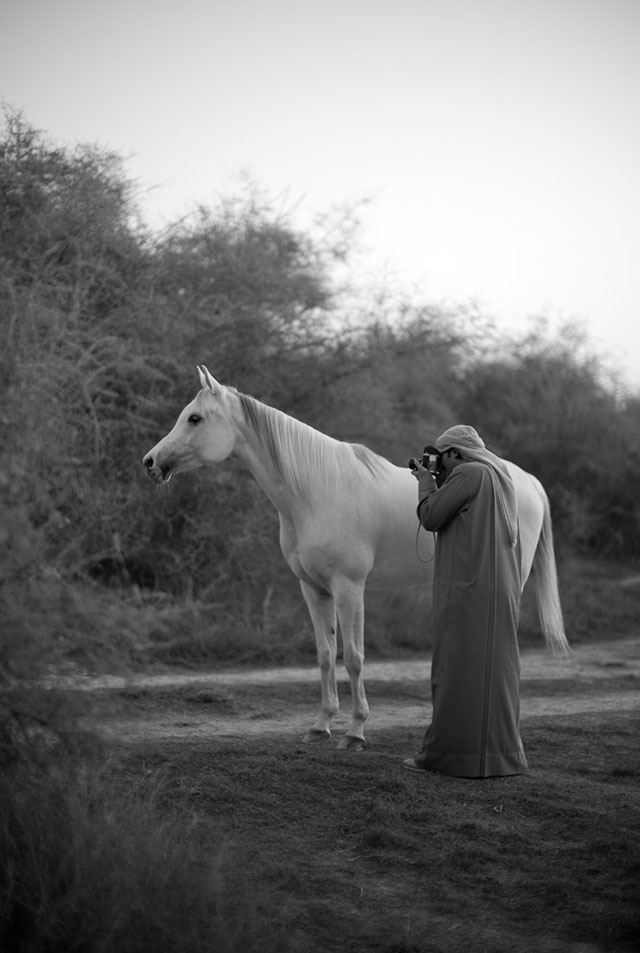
[1,109,638,671]
[457,323,640,557]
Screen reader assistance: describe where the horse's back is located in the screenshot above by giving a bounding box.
[507,461,548,582]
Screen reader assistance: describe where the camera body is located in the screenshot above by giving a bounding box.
[408,445,442,474]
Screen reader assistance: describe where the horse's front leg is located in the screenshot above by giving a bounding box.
[335,580,369,751]
[299,580,338,743]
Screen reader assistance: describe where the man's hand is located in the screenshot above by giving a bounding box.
[410,460,426,481]
[411,460,438,501]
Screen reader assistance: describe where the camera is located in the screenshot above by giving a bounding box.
[408,445,442,474]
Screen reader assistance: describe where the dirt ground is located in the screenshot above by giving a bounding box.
[74,636,640,746]
[62,636,640,953]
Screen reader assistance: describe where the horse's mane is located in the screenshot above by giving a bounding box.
[237,393,391,498]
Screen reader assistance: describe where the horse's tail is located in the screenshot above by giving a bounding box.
[530,493,571,656]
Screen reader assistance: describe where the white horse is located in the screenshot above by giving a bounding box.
[143,366,568,749]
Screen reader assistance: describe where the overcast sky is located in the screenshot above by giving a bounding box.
[2,0,639,389]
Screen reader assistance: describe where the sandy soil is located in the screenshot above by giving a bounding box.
[71,636,640,745]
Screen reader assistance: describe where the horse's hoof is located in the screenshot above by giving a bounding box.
[303,729,331,744]
[337,736,368,752]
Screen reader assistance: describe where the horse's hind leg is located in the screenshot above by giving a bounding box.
[299,580,339,743]
[334,581,369,751]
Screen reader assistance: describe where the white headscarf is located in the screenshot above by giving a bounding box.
[435,425,518,548]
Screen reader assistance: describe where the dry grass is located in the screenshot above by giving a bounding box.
[11,554,637,678]
[92,675,640,953]
[0,746,288,953]
[2,674,638,953]
[2,558,639,952]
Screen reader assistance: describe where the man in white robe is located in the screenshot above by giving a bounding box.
[404,425,529,778]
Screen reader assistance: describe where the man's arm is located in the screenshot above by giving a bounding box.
[418,468,474,532]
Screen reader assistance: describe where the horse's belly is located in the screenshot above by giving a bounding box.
[366,532,433,590]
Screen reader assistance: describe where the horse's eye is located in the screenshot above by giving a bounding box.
[187,414,202,425]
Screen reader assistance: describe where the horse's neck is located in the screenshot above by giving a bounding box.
[231,396,330,514]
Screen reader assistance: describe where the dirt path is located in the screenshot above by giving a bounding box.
[74,636,640,745]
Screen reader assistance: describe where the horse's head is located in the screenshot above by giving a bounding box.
[143,366,237,484]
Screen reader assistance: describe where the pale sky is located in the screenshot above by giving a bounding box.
[2,0,640,390]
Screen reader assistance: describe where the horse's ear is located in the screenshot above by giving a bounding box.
[197,365,222,394]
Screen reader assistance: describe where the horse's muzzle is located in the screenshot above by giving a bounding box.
[143,454,172,484]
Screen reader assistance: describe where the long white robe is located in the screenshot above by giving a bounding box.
[416,461,528,778]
